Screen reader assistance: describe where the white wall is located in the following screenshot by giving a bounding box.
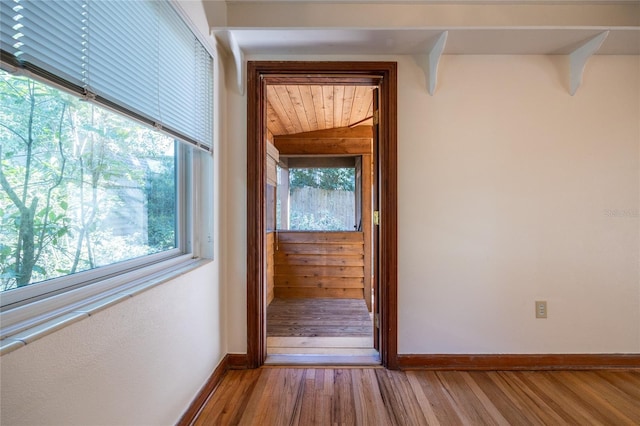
[398,54,639,353]
[224,54,640,354]
[0,263,224,426]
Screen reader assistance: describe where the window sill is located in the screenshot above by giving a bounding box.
[0,256,210,356]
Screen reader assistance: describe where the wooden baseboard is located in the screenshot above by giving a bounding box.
[177,353,250,426]
[228,353,249,369]
[397,354,640,371]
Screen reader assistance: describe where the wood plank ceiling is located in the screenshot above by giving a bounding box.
[266,85,375,137]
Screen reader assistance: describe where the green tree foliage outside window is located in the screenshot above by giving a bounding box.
[0,71,176,292]
[289,168,355,191]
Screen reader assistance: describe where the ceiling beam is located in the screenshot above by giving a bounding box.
[274,138,372,156]
[275,126,373,140]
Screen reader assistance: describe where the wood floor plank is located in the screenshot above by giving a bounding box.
[405,371,442,425]
[193,369,261,426]
[411,371,468,425]
[351,369,393,425]
[192,368,640,426]
[375,369,428,425]
[509,371,587,425]
[459,372,510,425]
[333,369,357,425]
[466,372,537,426]
[435,371,502,425]
[559,371,638,425]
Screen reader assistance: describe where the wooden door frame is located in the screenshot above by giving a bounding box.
[246,61,398,369]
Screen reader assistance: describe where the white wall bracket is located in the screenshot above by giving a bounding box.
[213,30,246,95]
[568,31,608,96]
[413,31,448,96]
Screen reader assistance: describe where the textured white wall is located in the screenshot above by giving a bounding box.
[224,54,640,354]
[0,263,224,426]
[397,54,639,353]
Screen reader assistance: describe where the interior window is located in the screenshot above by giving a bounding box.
[286,167,356,231]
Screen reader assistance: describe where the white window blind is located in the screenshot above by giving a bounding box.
[0,0,213,150]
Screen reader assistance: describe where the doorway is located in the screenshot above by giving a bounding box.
[246,61,398,369]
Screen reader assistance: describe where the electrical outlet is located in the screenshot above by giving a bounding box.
[535,301,547,319]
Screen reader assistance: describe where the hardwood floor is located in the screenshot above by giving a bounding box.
[192,368,640,425]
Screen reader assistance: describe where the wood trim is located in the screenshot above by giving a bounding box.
[177,353,250,426]
[397,354,640,371]
[228,353,250,370]
[274,138,372,156]
[276,126,373,140]
[176,355,231,426]
[247,61,398,369]
[379,63,398,369]
[247,63,267,369]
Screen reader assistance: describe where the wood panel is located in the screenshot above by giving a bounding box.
[266,85,375,136]
[276,288,364,299]
[274,126,373,156]
[274,137,372,156]
[266,232,275,305]
[362,154,372,312]
[275,276,364,288]
[276,243,363,255]
[277,231,364,243]
[274,231,365,300]
[275,253,364,266]
[192,367,640,425]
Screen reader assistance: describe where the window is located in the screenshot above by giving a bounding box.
[286,167,356,231]
[0,71,179,297]
[0,0,213,322]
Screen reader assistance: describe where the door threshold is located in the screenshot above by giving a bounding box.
[265,353,381,366]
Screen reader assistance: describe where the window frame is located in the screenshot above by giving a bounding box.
[0,78,210,341]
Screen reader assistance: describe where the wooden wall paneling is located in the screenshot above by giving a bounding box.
[275,276,365,288]
[277,231,362,243]
[362,154,373,312]
[274,231,365,300]
[266,232,275,305]
[275,243,364,255]
[275,288,364,299]
[276,265,364,277]
[275,253,364,266]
